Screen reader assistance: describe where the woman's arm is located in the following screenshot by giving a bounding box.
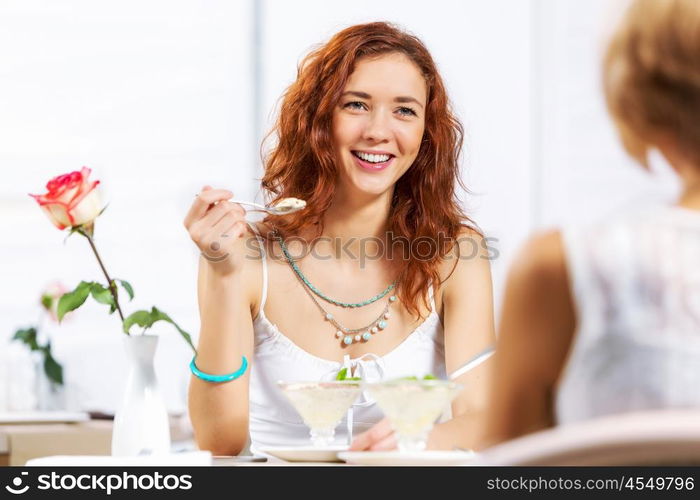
[184,187,258,456]
[479,230,576,448]
[428,227,496,450]
[187,255,256,455]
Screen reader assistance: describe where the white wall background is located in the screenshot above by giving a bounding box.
[0,0,680,414]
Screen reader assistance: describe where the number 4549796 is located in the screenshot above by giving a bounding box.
[625,477,694,491]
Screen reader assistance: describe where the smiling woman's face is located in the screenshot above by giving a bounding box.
[332,52,427,199]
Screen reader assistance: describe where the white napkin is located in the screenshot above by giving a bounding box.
[25,451,212,466]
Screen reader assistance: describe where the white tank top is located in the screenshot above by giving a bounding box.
[246,223,446,452]
[556,206,700,425]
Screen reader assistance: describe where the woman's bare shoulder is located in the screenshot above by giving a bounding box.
[509,229,567,284]
[240,220,277,318]
[437,225,492,292]
[501,229,575,378]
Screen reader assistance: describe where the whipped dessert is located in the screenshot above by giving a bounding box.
[272,197,306,213]
[280,381,360,430]
[364,380,462,451]
[279,381,361,446]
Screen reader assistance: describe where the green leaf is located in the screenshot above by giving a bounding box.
[122,309,155,333]
[122,307,196,354]
[335,367,360,381]
[57,281,91,322]
[13,327,40,351]
[40,294,53,311]
[149,307,196,354]
[90,282,115,308]
[396,375,438,381]
[13,332,64,385]
[42,346,64,385]
[117,279,134,301]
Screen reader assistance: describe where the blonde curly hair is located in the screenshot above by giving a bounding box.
[604,0,700,167]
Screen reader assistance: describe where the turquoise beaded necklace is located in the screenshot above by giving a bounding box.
[274,230,397,308]
[301,282,398,345]
[274,229,399,345]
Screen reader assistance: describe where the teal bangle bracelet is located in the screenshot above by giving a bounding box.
[190,356,248,383]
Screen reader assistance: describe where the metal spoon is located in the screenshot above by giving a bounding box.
[449,346,495,380]
[232,200,305,216]
[197,195,305,216]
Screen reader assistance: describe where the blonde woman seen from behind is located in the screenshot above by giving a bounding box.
[483,0,700,447]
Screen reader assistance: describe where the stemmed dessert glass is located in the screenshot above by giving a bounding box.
[278,380,361,447]
[363,379,463,452]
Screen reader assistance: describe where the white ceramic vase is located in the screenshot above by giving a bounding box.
[111,334,171,456]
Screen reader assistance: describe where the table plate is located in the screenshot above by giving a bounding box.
[338,450,477,466]
[258,445,348,462]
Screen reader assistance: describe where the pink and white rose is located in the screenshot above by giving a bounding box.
[29,166,102,230]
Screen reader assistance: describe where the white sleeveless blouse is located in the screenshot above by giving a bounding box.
[556,206,700,425]
[246,223,447,452]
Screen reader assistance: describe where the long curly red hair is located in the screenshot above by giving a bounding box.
[259,22,475,319]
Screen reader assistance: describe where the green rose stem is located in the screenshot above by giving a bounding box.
[77,227,125,325]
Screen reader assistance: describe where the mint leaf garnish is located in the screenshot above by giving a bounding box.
[336,367,361,381]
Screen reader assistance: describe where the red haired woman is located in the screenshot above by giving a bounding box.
[184,22,495,455]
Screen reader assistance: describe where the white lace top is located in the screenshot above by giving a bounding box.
[246,223,447,452]
[556,206,700,425]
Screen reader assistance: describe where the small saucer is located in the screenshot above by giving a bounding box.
[338,450,477,466]
[258,445,348,462]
